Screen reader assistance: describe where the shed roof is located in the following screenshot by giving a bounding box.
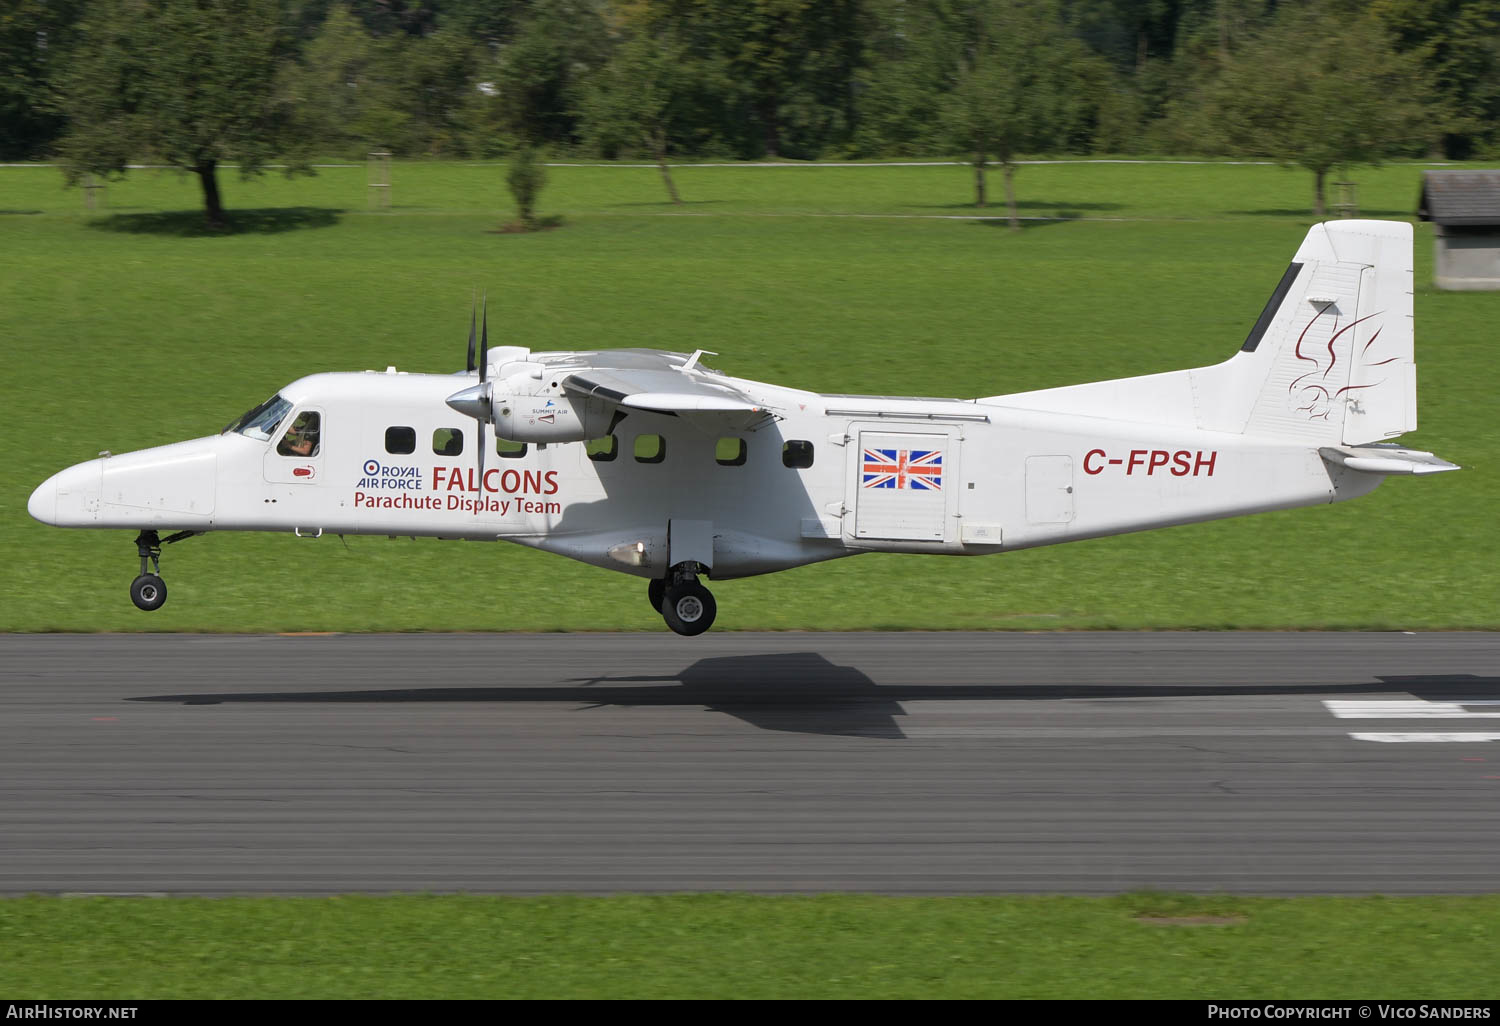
[1418,170,1500,226]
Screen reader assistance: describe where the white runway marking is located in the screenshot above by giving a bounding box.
[1326,700,1500,743]
[1350,733,1500,744]
[1325,700,1500,719]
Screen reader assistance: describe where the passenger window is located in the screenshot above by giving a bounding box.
[433,428,464,456]
[634,434,666,464]
[782,440,814,468]
[716,437,747,466]
[496,437,527,459]
[385,426,415,454]
[277,411,321,457]
[586,436,618,462]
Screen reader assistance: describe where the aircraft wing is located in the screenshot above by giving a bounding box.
[561,365,763,416]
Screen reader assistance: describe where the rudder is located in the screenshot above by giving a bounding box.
[1235,220,1416,445]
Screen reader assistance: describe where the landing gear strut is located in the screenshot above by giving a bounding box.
[129,529,199,611]
[658,563,716,637]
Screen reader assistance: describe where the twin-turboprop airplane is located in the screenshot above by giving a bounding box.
[29,220,1457,635]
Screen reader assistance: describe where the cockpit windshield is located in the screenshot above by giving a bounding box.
[223,394,293,441]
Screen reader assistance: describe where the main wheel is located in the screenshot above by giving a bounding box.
[662,581,716,637]
[647,578,666,614]
[130,573,167,611]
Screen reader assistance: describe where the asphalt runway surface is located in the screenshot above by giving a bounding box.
[3,632,1498,896]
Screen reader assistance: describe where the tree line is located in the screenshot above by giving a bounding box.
[6,0,1496,225]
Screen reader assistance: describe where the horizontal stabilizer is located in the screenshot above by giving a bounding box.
[1320,444,1460,476]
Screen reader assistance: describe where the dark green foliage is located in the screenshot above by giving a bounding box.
[493,0,609,147]
[1371,0,1500,159]
[942,0,1097,223]
[584,28,719,202]
[8,1,1494,175]
[505,143,547,227]
[0,0,84,159]
[1203,3,1432,216]
[54,0,305,227]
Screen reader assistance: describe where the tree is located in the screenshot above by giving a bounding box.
[620,0,865,160]
[583,32,705,204]
[943,0,1088,228]
[55,0,303,227]
[283,7,488,158]
[853,0,965,158]
[494,0,609,147]
[0,0,84,159]
[1371,0,1500,158]
[505,143,547,228]
[1207,3,1433,217]
[281,4,383,158]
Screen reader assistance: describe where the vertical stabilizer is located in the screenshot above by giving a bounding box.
[1233,220,1415,445]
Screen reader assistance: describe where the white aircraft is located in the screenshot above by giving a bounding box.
[29,220,1457,635]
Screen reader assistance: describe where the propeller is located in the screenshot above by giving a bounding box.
[476,297,489,496]
[466,302,477,373]
[445,296,492,498]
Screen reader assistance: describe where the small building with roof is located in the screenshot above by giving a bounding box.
[1417,169,1500,290]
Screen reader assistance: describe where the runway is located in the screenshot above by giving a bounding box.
[3,632,1497,895]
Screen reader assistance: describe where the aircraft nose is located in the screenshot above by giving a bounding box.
[28,474,58,525]
[30,460,103,527]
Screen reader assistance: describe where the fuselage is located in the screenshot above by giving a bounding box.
[26,222,1457,633]
[27,358,1381,582]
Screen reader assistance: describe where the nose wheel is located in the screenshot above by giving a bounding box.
[130,573,167,611]
[128,529,199,611]
[657,565,716,636]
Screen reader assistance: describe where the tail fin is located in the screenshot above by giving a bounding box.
[986,220,1418,447]
[1228,220,1415,445]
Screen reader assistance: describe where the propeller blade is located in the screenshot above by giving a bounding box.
[466,302,476,373]
[479,295,489,384]
[476,294,490,495]
[477,420,486,497]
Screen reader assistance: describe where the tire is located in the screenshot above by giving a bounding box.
[648,578,666,614]
[662,581,716,637]
[130,574,167,611]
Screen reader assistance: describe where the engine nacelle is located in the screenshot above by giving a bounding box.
[494,393,613,443]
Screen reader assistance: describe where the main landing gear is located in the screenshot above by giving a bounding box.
[649,563,717,637]
[129,529,199,611]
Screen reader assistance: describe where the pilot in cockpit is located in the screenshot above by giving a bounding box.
[278,412,320,457]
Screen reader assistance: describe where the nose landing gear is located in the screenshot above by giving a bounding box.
[129,530,200,611]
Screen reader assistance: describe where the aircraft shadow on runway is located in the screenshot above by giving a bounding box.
[129,655,1500,741]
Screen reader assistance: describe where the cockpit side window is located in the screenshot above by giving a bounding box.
[276,411,321,457]
[224,394,293,441]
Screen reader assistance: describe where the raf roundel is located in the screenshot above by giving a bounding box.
[363,459,381,476]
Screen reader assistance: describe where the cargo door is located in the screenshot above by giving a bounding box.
[848,429,958,542]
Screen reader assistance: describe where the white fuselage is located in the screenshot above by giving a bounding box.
[28,363,1381,582]
[27,222,1457,631]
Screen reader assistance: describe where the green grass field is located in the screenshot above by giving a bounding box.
[3,893,1498,999]
[3,163,1497,1000]
[2,159,1494,631]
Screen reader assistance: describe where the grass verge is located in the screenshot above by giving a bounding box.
[3,893,1498,999]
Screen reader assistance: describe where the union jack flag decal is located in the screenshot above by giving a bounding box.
[862,448,943,490]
